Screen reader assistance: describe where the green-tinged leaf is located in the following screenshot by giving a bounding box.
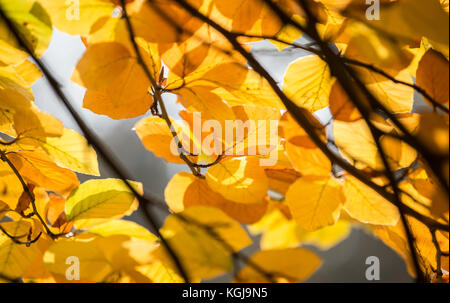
[41,128,100,176]
[65,179,141,225]
[0,0,52,57]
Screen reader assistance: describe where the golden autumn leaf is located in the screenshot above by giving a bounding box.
[279,112,331,176]
[284,55,333,112]
[38,0,115,36]
[206,158,269,204]
[359,68,415,113]
[286,175,345,231]
[0,88,63,138]
[329,81,363,122]
[165,172,268,224]
[87,220,158,242]
[345,0,449,57]
[416,49,449,106]
[43,236,114,282]
[0,221,42,279]
[235,248,321,283]
[416,113,449,156]
[250,208,351,250]
[373,216,449,276]
[72,42,134,91]
[167,61,284,109]
[334,119,417,170]
[343,175,400,226]
[135,116,193,164]
[130,0,204,43]
[65,179,141,228]
[74,40,159,119]
[7,150,79,196]
[214,0,264,33]
[41,128,100,176]
[342,20,414,73]
[157,206,251,281]
[0,0,52,58]
[0,162,24,209]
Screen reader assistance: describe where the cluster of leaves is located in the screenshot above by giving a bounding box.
[0,0,449,283]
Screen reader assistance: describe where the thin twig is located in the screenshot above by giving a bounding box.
[0,151,62,239]
[0,225,42,247]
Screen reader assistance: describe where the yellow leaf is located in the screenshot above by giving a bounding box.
[380,135,418,169]
[135,116,191,164]
[373,216,449,276]
[72,42,134,91]
[13,60,42,86]
[269,15,304,51]
[334,119,417,170]
[7,150,79,196]
[0,221,42,279]
[75,41,159,119]
[177,86,236,125]
[229,104,281,156]
[43,237,113,282]
[0,201,9,220]
[38,0,115,36]
[329,81,363,122]
[342,20,414,72]
[333,119,381,169]
[0,162,23,209]
[0,88,63,138]
[265,167,301,195]
[130,0,204,43]
[0,66,34,100]
[135,263,184,283]
[0,0,52,57]
[168,61,284,109]
[214,0,264,32]
[283,55,333,112]
[206,158,269,204]
[286,176,344,231]
[157,206,251,281]
[416,113,449,156]
[14,105,64,139]
[416,49,449,106]
[359,68,415,113]
[65,179,141,227]
[251,208,351,250]
[235,248,321,283]
[87,220,158,243]
[41,128,100,176]
[0,33,28,66]
[299,220,351,250]
[345,0,449,57]
[343,175,400,226]
[165,172,268,224]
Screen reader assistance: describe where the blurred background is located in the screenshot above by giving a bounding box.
[32,29,413,283]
